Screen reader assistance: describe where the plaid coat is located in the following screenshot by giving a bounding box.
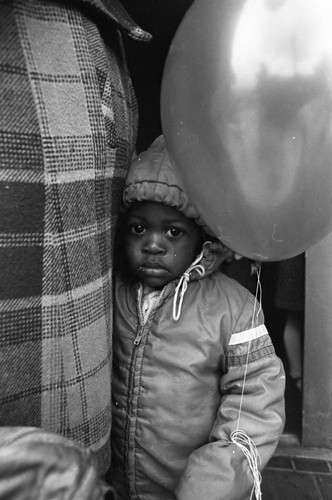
[0,0,150,476]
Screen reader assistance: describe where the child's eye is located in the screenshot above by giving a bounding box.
[166,227,183,238]
[131,224,145,234]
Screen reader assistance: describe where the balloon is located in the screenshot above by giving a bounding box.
[161,0,332,261]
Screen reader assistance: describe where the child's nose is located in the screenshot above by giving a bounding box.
[143,233,165,254]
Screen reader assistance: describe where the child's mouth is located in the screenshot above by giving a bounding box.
[138,263,169,277]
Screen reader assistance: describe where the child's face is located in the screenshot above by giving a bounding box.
[124,201,203,289]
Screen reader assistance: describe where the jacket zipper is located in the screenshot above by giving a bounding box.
[133,324,144,346]
[124,284,166,497]
[124,295,145,494]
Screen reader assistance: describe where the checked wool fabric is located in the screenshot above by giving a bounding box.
[0,0,150,475]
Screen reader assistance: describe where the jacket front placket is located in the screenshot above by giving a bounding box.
[124,283,167,494]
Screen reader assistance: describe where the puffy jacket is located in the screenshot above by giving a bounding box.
[111,136,285,500]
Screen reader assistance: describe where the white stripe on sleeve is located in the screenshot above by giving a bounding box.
[229,324,268,346]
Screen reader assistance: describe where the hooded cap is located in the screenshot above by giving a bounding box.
[123,135,214,236]
[122,136,236,320]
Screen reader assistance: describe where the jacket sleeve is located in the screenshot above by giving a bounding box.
[175,301,285,500]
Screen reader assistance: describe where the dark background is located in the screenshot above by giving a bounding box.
[122,0,194,152]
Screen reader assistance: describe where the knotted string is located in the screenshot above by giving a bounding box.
[230,430,262,500]
[172,250,205,321]
[230,262,263,500]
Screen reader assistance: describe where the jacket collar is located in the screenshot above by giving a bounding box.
[73,0,152,41]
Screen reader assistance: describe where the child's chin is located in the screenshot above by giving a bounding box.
[142,276,169,289]
[136,267,171,289]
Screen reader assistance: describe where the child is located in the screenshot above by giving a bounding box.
[111,135,285,500]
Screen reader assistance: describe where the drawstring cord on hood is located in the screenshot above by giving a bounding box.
[172,250,206,321]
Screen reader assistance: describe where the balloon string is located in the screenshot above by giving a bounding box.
[230,262,262,500]
[235,262,262,432]
[230,430,262,500]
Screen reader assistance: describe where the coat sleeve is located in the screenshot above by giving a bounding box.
[175,302,285,500]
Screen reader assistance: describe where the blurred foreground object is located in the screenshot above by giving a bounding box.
[0,427,112,500]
